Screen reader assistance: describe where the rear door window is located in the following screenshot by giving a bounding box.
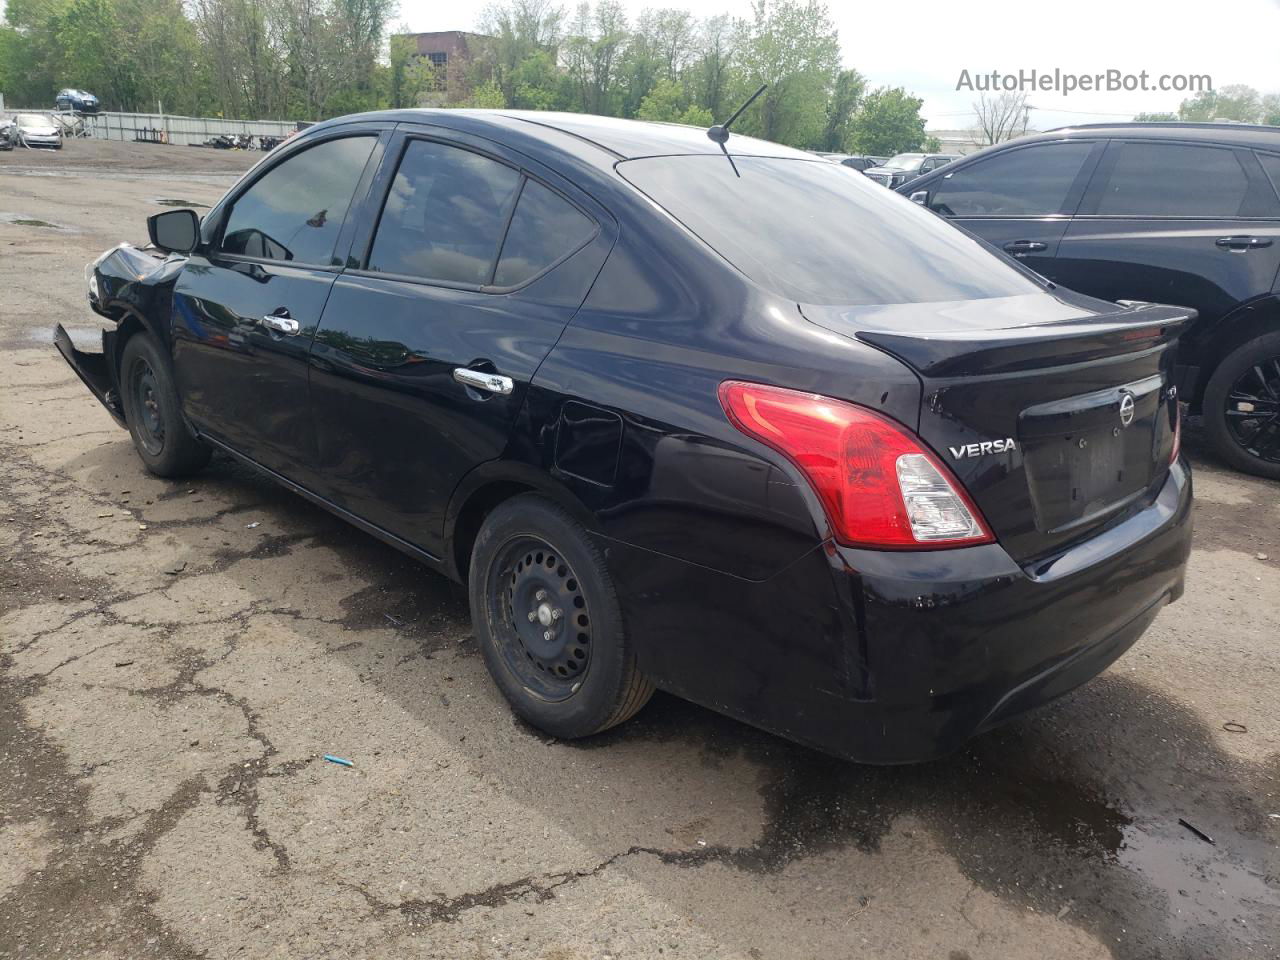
[221,135,375,265]
[493,179,596,287]
[366,139,522,285]
[1093,142,1250,217]
[928,142,1094,218]
[1257,152,1280,202]
[619,154,1038,306]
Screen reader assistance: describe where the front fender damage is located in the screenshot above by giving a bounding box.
[55,241,181,429]
[54,324,125,427]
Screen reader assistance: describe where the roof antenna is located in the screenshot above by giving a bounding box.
[707,84,766,178]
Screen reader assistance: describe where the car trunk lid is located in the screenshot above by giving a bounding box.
[801,294,1192,563]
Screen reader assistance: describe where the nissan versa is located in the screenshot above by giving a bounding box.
[56,110,1193,763]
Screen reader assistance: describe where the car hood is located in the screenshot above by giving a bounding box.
[863,166,911,177]
[23,126,58,135]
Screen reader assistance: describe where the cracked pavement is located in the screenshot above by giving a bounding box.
[2,141,1278,960]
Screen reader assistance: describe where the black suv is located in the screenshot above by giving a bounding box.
[900,123,1280,478]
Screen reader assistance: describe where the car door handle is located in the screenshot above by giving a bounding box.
[1003,240,1048,256]
[453,367,514,396]
[1216,236,1273,251]
[260,311,300,335]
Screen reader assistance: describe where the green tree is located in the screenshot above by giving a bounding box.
[475,0,564,107]
[921,134,941,151]
[562,0,628,115]
[1133,111,1178,122]
[1179,84,1262,123]
[466,79,507,108]
[1260,94,1280,126]
[634,75,710,125]
[688,13,735,121]
[732,0,840,148]
[848,86,927,155]
[819,67,863,151]
[388,32,435,109]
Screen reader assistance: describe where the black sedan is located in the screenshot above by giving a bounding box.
[57,110,1192,763]
[898,122,1280,479]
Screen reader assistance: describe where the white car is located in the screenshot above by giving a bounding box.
[15,113,63,149]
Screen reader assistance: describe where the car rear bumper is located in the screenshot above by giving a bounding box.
[603,460,1192,764]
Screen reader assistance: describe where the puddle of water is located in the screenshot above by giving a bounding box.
[1119,819,1280,937]
[0,212,62,229]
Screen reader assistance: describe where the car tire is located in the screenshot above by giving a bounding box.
[119,331,212,478]
[1202,331,1280,480]
[468,494,654,739]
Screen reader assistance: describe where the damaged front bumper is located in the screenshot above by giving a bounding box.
[53,323,125,427]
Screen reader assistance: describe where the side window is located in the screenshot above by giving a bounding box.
[367,139,522,285]
[929,142,1094,217]
[1257,153,1280,202]
[493,179,596,287]
[221,136,375,264]
[1095,142,1249,217]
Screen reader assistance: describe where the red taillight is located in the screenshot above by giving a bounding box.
[1170,398,1182,464]
[718,381,994,549]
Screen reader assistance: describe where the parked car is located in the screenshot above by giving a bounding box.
[56,110,1191,764]
[55,88,100,113]
[0,116,16,151]
[14,113,62,149]
[863,152,960,188]
[899,122,1280,479]
[818,152,885,173]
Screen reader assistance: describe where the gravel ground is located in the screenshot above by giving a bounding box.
[1,142,1277,960]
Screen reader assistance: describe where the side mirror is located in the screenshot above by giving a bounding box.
[147,209,200,254]
[909,190,929,206]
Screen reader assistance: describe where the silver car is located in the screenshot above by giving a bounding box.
[15,113,63,149]
[0,117,16,151]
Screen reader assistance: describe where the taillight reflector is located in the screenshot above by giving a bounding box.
[718,381,994,549]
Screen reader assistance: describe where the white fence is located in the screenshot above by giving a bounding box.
[82,111,301,147]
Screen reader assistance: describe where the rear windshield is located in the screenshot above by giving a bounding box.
[619,155,1037,306]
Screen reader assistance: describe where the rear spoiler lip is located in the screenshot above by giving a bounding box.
[53,323,126,427]
[852,304,1195,378]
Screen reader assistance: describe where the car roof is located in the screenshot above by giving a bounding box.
[1036,121,1280,150]
[309,108,814,167]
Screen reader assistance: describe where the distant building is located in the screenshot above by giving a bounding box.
[398,31,489,105]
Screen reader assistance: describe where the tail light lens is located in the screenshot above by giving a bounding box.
[718,381,994,549]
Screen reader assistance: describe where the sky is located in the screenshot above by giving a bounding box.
[397,0,1280,130]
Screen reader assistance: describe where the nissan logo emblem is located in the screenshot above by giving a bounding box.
[1119,393,1136,427]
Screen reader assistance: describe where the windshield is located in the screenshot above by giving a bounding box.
[882,154,924,171]
[17,114,53,126]
[619,155,1039,306]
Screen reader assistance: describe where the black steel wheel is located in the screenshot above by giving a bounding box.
[1204,331,1280,480]
[119,331,212,478]
[469,494,654,738]
[493,535,594,701]
[129,356,166,457]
